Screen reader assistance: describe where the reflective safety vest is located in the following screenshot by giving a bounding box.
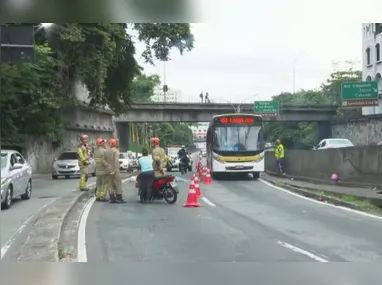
[77,143,90,167]
[274,144,285,159]
[94,147,107,175]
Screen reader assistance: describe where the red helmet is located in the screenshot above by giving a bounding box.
[96,138,105,146]
[80,134,88,141]
[150,137,160,145]
[109,138,118,147]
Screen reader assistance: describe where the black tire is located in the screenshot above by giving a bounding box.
[188,166,192,172]
[92,170,96,177]
[252,172,260,179]
[52,175,58,180]
[211,172,219,180]
[21,179,32,200]
[2,185,13,210]
[65,175,70,179]
[163,186,178,204]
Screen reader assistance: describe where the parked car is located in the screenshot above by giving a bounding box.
[51,150,96,179]
[313,138,354,150]
[1,150,32,209]
[119,152,136,172]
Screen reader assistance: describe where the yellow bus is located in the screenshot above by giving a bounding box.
[206,114,265,179]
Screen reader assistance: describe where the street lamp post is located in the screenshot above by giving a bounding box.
[292,51,304,94]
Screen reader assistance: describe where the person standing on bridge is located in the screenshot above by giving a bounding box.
[77,134,90,191]
[199,92,204,103]
[274,139,286,175]
[205,92,210,103]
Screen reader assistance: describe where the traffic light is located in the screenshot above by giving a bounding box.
[163,85,168,92]
[0,26,35,63]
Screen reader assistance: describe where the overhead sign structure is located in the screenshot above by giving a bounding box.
[253,101,279,117]
[341,81,379,107]
[0,25,35,63]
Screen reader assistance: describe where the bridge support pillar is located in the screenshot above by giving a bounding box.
[115,122,130,152]
[317,121,332,142]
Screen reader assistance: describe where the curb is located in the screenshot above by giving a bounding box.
[265,171,382,190]
[261,176,359,210]
[18,188,94,262]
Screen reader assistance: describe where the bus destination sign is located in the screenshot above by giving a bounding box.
[218,116,255,124]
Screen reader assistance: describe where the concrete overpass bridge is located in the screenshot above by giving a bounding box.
[115,103,338,152]
[115,102,337,123]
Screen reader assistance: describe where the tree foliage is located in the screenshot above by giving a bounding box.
[1,23,194,147]
[265,68,362,149]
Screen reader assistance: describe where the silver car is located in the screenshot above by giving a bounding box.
[51,150,96,179]
[1,150,33,210]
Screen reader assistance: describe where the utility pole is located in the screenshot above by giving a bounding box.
[163,61,167,103]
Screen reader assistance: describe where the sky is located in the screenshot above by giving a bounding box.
[133,0,382,104]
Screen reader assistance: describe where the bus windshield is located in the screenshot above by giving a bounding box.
[214,125,264,151]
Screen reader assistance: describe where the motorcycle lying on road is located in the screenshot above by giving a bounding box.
[136,174,179,204]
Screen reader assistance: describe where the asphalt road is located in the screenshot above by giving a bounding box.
[85,155,382,263]
[1,172,132,259]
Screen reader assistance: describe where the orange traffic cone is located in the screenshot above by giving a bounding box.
[204,168,212,184]
[184,180,200,207]
[193,175,202,198]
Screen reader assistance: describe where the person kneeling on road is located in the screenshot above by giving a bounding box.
[137,148,155,204]
[104,138,126,204]
[94,138,110,201]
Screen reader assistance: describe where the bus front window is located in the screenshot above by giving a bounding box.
[214,125,264,151]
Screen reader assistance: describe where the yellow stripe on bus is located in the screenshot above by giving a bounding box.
[217,154,262,162]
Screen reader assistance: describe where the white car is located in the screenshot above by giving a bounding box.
[1,150,32,209]
[52,150,96,179]
[314,138,354,150]
[119,152,136,172]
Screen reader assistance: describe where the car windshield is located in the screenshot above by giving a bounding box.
[214,125,265,151]
[168,148,180,156]
[1,153,7,169]
[58,152,78,160]
[330,139,353,146]
[119,153,129,159]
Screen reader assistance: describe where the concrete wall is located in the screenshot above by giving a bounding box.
[265,146,382,185]
[23,107,114,173]
[332,115,382,145]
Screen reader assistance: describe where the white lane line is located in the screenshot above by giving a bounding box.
[77,197,96,262]
[201,196,216,207]
[1,197,59,259]
[77,176,132,262]
[259,179,382,221]
[276,241,328,262]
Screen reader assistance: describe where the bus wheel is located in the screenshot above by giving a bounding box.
[252,172,260,179]
[211,172,219,180]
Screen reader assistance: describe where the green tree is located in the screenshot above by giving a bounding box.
[1,23,195,148]
[0,44,67,147]
[265,68,362,148]
[131,74,161,102]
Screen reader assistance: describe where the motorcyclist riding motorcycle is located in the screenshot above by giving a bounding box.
[177,145,190,174]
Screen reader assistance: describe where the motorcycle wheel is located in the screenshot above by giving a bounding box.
[163,186,177,204]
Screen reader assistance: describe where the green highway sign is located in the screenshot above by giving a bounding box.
[341,81,379,107]
[254,101,279,117]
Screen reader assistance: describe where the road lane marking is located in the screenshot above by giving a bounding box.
[201,197,216,207]
[1,198,59,259]
[276,241,328,262]
[259,179,382,221]
[77,197,95,262]
[77,177,132,262]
